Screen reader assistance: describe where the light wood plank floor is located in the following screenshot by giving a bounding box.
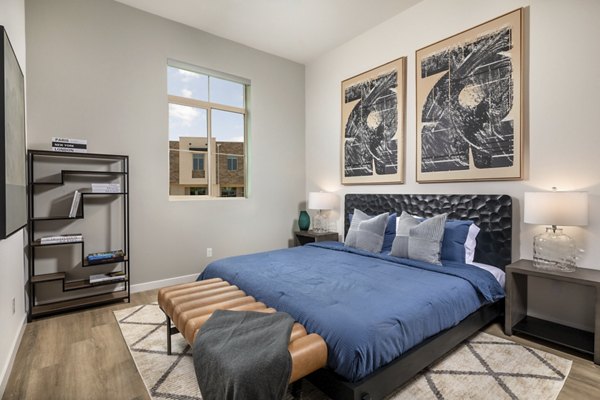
[3,290,600,399]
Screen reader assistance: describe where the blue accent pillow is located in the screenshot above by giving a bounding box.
[413,217,474,263]
[381,213,397,253]
[440,220,473,263]
[348,212,396,253]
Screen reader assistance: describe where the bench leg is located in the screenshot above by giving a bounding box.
[166,314,172,355]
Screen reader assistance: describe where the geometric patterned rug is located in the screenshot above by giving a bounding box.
[114,303,572,400]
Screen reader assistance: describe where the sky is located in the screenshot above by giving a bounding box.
[168,66,245,142]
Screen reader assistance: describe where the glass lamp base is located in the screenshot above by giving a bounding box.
[532,227,577,272]
[313,212,328,233]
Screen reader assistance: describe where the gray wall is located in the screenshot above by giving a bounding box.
[25,0,306,285]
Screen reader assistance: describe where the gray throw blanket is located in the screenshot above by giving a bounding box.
[193,309,295,400]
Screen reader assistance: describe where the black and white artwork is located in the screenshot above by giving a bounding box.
[416,9,522,182]
[341,58,405,185]
[1,26,27,239]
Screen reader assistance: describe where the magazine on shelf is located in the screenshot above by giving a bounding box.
[91,183,121,193]
[39,234,82,244]
[86,249,125,263]
[51,137,88,153]
[68,190,81,218]
[89,271,127,284]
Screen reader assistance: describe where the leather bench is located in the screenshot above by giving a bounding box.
[157,278,328,383]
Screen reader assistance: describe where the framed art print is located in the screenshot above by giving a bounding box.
[416,9,522,182]
[341,57,406,185]
[0,26,27,239]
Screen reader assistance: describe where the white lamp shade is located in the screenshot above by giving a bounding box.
[524,191,588,226]
[308,192,337,210]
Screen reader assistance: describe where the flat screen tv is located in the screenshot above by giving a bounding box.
[0,26,26,239]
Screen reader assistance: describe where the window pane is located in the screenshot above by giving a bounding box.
[209,77,244,108]
[168,66,208,101]
[169,104,209,196]
[211,109,244,142]
[169,104,207,140]
[212,109,245,197]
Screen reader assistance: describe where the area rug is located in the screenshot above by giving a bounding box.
[114,304,572,400]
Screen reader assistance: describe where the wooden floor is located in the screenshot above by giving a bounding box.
[3,290,600,400]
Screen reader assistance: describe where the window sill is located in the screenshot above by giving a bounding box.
[168,195,247,202]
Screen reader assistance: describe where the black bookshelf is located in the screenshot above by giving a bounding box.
[27,150,130,320]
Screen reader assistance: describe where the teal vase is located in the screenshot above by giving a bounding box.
[298,211,310,231]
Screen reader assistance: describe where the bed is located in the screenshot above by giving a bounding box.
[200,194,512,400]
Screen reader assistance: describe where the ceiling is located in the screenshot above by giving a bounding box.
[115,0,422,64]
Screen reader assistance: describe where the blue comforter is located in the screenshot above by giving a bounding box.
[199,242,504,382]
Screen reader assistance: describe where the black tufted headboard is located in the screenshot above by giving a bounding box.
[344,194,512,269]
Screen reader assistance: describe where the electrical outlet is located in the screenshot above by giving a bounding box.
[11,298,15,315]
[207,248,213,257]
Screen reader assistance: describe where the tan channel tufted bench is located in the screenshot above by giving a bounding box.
[157,278,328,383]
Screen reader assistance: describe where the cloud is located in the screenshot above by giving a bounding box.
[169,104,200,127]
[181,88,193,98]
[178,69,200,83]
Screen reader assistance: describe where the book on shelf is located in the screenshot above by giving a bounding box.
[89,271,127,284]
[51,137,88,153]
[68,190,81,218]
[86,249,125,263]
[91,183,121,193]
[39,234,83,244]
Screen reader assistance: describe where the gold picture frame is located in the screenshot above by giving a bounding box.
[341,57,406,185]
[416,9,523,183]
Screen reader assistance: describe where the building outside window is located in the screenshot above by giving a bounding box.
[167,61,248,198]
[227,156,237,171]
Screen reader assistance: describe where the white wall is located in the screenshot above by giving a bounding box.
[25,0,306,285]
[306,0,600,330]
[0,0,27,395]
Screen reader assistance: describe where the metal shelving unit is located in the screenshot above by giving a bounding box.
[27,150,130,321]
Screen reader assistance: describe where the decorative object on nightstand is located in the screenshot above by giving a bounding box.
[308,191,337,233]
[524,189,588,272]
[298,210,310,231]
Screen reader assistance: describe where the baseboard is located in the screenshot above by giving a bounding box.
[130,273,199,293]
[0,313,27,398]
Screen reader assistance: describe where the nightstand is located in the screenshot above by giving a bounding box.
[505,259,600,364]
[294,231,338,246]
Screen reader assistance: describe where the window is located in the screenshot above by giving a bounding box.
[193,154,204,171]
[221,187,237,197]
[189,187,207,196]
[168,62,248,198]
[227,156,237,171]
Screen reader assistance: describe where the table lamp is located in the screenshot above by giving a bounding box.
[524,189,588,272]
[308,192,337,233]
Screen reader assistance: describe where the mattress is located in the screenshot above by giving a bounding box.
[199,242,504,382]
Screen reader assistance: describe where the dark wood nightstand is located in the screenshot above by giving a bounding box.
[505,259,600,364]
[294,231,339,247]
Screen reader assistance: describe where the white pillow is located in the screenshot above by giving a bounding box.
[464,223,480,264]
[471,262,505,288]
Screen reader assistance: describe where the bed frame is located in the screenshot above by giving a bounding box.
[307,193,512,400]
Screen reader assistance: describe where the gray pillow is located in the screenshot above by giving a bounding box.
[345,209,389,253]
[391,211,447,265]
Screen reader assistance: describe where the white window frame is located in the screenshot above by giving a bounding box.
[167,60,250,199]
